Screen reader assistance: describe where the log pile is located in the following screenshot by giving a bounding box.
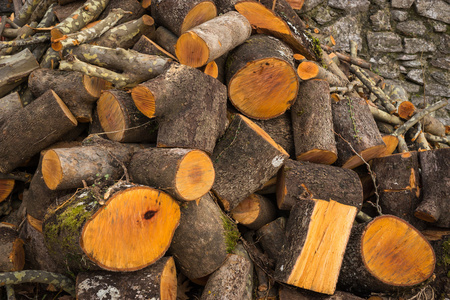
[0,0,449,299]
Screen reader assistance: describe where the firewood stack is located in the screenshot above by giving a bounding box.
[0,0,449,299]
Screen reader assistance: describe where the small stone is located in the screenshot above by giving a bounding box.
[431,71,450,85]
[424,83,450,97]
[415,0,450,24]
[399,65,408,73]
[323,16,362,52]
[371,0,388,7]
[386,79,421,94]
[439,34,450,54]
[328,0,370,12]
[404,38,436,54]
[391,0,414,8]
[313,7,335,25]
[371,55,400,79]
[429,20,447,32]
[370,9,392,31]
[300,0,326,12]
[396,21,427,36]
[397,54,418,60]
[391,10,408,22]
[431,56,450,70]
[367,31,403,52]
[401,60,423,68]
[406,69,424,85]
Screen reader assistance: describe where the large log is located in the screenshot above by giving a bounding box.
[212,113,289,211]
[0,89,78,173]
[43,183,180,272]
[226,34,299,120]
[131,63,227,154]
[275,199,357,295]
[0,223,24,272]
[338,215,435,294]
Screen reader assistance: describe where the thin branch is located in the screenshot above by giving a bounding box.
[0,34,50,50]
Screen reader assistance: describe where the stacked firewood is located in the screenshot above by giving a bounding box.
[0,0,449,299]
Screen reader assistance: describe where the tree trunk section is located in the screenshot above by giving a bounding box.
[212,113,289,211]
[291,79,337,164]
[275,199,357,295]
[231,193,277,230]
[338,215,435,294]
[0,223,24,272]
[226,34,299,120]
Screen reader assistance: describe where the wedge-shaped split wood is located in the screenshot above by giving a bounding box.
[291,79,337,164]
[76,256,177,300]
[129,148,215,202]
[0,223,25,272]
[231,193,277,230]
[43,183,180,272]
[131,63,227,154]
[339,215,435,293]
[275,199,357,295]
[415,148,450,227]
[212,113,289,211]
[169,192,236,280]
[226,34,299,120]
[176,11,251,68]
[277,159,363,210]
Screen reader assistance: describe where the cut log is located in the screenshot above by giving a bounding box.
[76,256,177,300]
[43,183,180,272]
[256,216,286,260]
[397,100,415,120]
[129,148,215,201]
[276,159,363,210]
[98,0,145,25]
[96,89,157,142]
[175,11,251,68]
[28,69,110,122]
[291,79,337,164]
[0,179,14,205]
[338,215,435,293]
[231,193,276,230]
[0,223,24,272]
[212,113,289,211]
[297,61,347,87]
[368,102,403,126]
[131,63,227,154]
[154,26,178,56]
[258,0,306,31]
[371,152,425,229]
[0,48,39,98]
[332,94,386,169]
[0,89,78,173]
[275,199,357,295]
[132,34,177,59]
[0,92,23,126]
[235,0,318,60]
[415,148,450,227]
[169,192,236,280]
[226,34,299,120]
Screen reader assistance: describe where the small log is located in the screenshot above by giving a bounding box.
[212,113,289,211]
[424,133,450,145]
[397,100,415,120]
[96,89,157,142]
[226,34,298,120]
[0,48,39,98]
[28,69,109,122]
[129,148,215,201]
[338,215,435,293]
[0,223,24,272]
[368,103,403,126]
[175,11,251,68]
[422,114,446,137]
[415,148,450,227]
[275,199,357,295]
[276,159,363,210]
[28,0,57,25]
[132,34,176,59]
[169,192,235,280]
[321,51,349,85]
[0,179,14,205]
[297,61,347,87]
[0,92,23,126]
[332,94,386,169]
[0,90,78,173]
[256,216,286,260]
[231,193,277,230]
[13,0,41,27]
[43,183,180,272]
[154,26,178,56]
[291,79,337,164]
[330,50,372,70]
[131,63,227,154]
[76,256,177,300]
[415,131,431,150]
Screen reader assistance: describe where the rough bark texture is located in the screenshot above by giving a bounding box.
[132,34,176,59]
[0,223,24,272]
[212,113,289,211]
[98,0,145,25]
[0,92,23,126]
[291,79,337,164]
[256,216,286,260]
[0,89,78,173]
[154,26,178,56]
[13,0,41,26]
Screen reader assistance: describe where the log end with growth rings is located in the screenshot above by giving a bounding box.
[131,85,157,119]
[97,91,128,141]
[0,179,15,203]
[296,149,338,165]
[175,31,209,68]
[180,1,217,35]
[41,150,63,191]
[83,75,112,98]
[297,61,319,80]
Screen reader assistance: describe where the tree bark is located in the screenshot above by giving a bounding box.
[132,34,176,59]
[98,0,145,25]
[0,92,23,126]
[0,223,24,272]
[13,0,41,27]
[256,217,286,261]
[154,26,178,56]
[231,193,277,230]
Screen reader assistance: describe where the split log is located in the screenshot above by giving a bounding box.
[43,183,180,272]
[151,0,216,37]
[371,152,425,229]
[96,89,157,142]
[297,61,347,87]
[279,286,366,300]
[415,148,450,227]
[0,223,24,272]
[203,61,219,78]
[276,159,363,210]
[131,63,227,154]
[0,179,14,205]
[175,11,251,68]
[129,148,215,201]
[154,26,178,56]
[235,0,318,60]
[226,34,299,120]
[132,34,176,59]
[76,256,177,300]
[338,215,435,293]
[0,90,78,173]
[380,134,399,156]
[169,192,235,280]
[256,216,286,260]
[0,92,23,126]
[231,193,276,230]
[332,94,386,169]
[28,69,109,122]
[212,113,289,211]
[275,199,357,295]
[0,48,39,98]
[291,79,337,164]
